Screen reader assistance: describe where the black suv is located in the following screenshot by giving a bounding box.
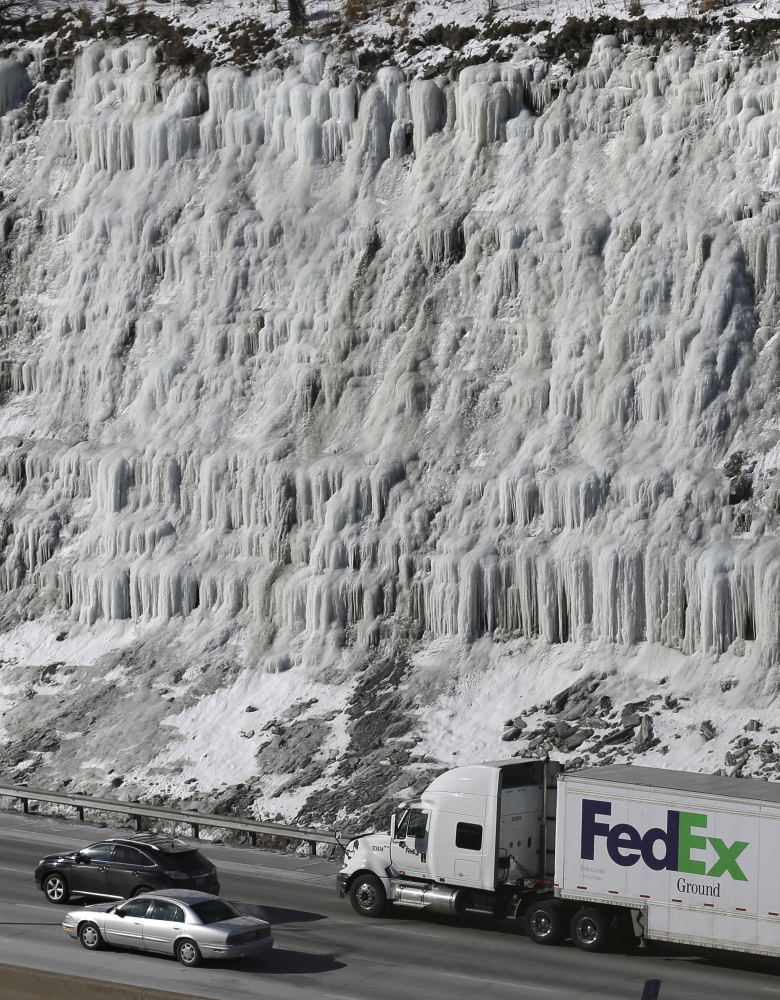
[35,834,220,904]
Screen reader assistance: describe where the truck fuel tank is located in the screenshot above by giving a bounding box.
[393,883,467,916]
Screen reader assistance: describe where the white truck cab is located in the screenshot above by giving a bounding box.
[337,759,559,919]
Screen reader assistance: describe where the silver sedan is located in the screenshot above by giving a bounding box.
[61,889,274,966]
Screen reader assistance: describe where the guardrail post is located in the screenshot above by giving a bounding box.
[135,815,143,832]
[308,840,317,856]
[192,823,199,838]
[250,832,257,847]
[77,806,84,822]
[21,798,28,814]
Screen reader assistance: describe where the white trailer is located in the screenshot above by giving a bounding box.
[548,763,780,956]
[338,758,780,957]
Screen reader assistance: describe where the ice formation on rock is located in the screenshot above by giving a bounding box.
[1,33,779,702]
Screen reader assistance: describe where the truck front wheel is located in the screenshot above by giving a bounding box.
[349,874,388,918]
[570,907,610,952]
[524,900,566,945]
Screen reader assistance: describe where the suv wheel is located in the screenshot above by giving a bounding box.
[176,939,202,967]
[79,922,104,951]
[43,874,70,904]
[132,886,153,898]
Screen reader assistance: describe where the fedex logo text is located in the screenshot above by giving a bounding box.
[580,799,748,881]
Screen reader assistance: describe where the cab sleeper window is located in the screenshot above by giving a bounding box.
[455,822,483,851]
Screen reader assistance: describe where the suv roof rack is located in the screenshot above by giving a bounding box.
[129,833,194,852]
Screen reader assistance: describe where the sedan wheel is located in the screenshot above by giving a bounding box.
[43,874,70,904]
[176,939,202,967]
[79,922,104,951]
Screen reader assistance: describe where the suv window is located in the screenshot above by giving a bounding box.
[112,845,153,867]
[81,844,114,863]
[161,850,211,875]
[149,900,184,922]
[117,898,153,918]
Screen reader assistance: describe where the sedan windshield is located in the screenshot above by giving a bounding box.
[191,899,241,925]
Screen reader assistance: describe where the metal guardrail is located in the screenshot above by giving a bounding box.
[0,781,340,854]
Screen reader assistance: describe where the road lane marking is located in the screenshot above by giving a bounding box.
[0,866,34,874]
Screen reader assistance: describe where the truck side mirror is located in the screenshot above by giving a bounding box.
[335,830,342,840]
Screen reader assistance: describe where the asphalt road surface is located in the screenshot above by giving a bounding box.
[0,810,779,999]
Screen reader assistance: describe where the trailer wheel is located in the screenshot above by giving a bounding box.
[524,900,566,945]
[349,874,387,918]
[570,907,610,952]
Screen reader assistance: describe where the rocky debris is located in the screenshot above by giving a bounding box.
[621,700,651,727]
[546,678,602,718]
[296,648,424,830]
[745,719,762,732]
[240,729,255,738]
[701,720,717,741]
[245,705,258,713]
[503,716,527,730]
[725,747,751,770]
[593,726,636,750]
[501,716,527,741]
[633,715,657,751]
[501,725,526,742]
[562,728,593,751]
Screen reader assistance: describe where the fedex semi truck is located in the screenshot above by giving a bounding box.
[336,759,780,956]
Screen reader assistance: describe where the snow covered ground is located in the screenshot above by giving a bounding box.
[1,6,780,830]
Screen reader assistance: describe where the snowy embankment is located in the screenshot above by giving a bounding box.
[0,18,779,829]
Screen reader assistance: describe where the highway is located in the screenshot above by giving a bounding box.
[0,811,779,999]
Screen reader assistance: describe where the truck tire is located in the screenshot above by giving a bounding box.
[524,900,566,945]
[349,873,387,918]
[570,907,610,952]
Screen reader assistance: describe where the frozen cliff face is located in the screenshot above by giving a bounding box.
[1,33,780,821]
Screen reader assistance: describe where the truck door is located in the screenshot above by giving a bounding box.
[391,808,431,879]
